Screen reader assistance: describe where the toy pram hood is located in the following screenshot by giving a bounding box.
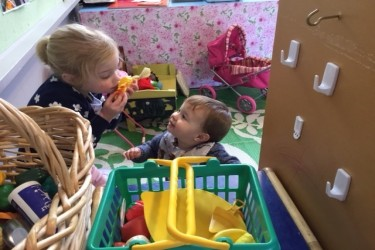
[207,24,247,68]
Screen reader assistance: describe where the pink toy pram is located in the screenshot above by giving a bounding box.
[200,24,271,114]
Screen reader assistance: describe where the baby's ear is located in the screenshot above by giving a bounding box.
[195,133,210,143]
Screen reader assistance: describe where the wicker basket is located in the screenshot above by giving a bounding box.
[0,98,95,250]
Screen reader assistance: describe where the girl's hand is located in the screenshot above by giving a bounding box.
[99,91,128,122]
[123,147,141,160]
[125,79,139,96]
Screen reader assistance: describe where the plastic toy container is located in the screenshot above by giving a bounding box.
[87,158,280,250]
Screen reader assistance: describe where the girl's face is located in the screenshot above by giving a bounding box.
[83,52,122,95]
[167,101,209,150]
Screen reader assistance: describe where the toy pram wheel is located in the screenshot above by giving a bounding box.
[199,85,217,99]
[237,95,256,114]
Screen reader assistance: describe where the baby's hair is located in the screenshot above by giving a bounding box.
[184,95,232,142]
[35,23,118,87]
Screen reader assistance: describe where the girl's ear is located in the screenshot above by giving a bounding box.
[194,133,210,143]
[61,73,75,84]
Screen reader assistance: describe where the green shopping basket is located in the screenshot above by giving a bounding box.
[87,158,280,250]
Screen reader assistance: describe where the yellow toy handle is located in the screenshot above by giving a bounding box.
[160,157,230,250]
[154,158,198,235]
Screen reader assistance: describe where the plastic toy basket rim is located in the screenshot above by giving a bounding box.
[87,158,280,250]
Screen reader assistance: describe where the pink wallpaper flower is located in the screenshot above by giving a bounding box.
[80,1,278,88]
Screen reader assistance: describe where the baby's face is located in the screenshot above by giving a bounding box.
[167,102,208,149]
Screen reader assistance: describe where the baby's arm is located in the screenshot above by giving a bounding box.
[123,147,142,160]
[209,143,240,164]
[123,132,165,162]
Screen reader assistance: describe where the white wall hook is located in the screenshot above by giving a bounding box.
[313,62,339,96]
[326,168,351,201]
[280,40,300,68]
[293,115,304,140]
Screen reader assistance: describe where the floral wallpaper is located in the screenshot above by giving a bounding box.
[79,1,278,88]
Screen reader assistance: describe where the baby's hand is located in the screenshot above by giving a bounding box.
[123,147,141,160]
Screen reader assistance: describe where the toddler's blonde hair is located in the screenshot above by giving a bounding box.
[36,23,118,87]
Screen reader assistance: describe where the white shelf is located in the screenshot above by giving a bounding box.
[0,0,79,94]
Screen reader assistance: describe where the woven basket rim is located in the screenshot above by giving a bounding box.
[0,99,95,249]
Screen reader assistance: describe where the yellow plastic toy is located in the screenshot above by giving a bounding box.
[212,228,255,244]
[138,157,251,250]
[209,199,246,233]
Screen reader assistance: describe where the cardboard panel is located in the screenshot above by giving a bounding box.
[259,0,375,249]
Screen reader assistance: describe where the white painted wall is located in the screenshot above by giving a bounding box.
[0,53,52,107]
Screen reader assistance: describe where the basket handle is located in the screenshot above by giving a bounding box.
[1,99,95,249]
[165,157,230,250]
[0,99,75,196]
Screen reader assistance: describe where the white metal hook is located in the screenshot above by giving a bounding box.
[280,40,300,68]
[313,62,339,96]
[326,168,351,201]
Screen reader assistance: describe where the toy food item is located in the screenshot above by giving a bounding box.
[15,168,49,186]
[120,215,150,243]
[212,228,255,244]
[125,235,150,246]
[125,200,144,222]
[2,219,28,248]
[135,67,151,79]
[41,176,58,199]
[117,76,134,93]
[113,242,126,247]
[137,71,162,90]
[209,201,245,233]
[137,78,155,90]
[116,67,151,94]
[0,183,15,211]
[114,74,133,100]
[0,171,6,185]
